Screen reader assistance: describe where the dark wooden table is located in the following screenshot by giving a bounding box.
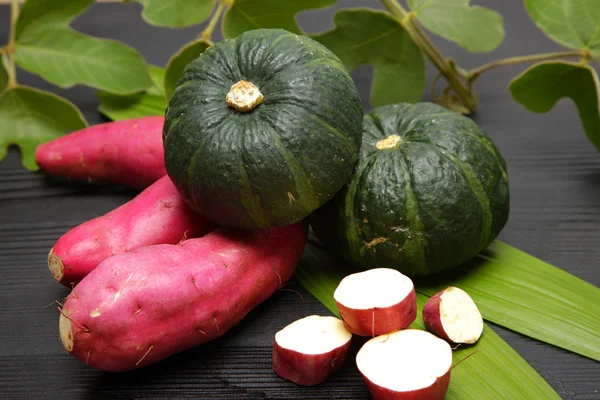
[1,1,599,399]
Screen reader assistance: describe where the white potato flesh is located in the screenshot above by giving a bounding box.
[275,315,352,355]
[334,268,414,309]
[356,329,452,392]
[441,287,484,343]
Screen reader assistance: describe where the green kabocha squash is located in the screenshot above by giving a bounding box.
[311,102,510,276]
[163,29,363,229]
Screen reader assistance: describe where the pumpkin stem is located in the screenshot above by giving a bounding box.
[226,80,263,112]
[376,134,403,150]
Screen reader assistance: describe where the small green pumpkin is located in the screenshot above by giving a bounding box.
[163,29,363,229]
[311,102,510,276]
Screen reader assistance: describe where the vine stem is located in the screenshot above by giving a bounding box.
[468,51,585,85]
[380,0,477,112]
[5,0,19,88]
[430,72,442,102]
[200,2,227,44]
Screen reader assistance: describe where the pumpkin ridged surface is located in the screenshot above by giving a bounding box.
[312,102,510,276]
[164,29,363,229]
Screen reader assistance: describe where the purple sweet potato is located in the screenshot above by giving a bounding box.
[49,175,216,287]
[59,222,308,371]
[35,117,166,188]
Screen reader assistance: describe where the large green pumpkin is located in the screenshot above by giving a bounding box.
[163,29,363,229]
[311,102,510,276]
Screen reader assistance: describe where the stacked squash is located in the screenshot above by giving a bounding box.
[164,29,509,277]
[47,28,509,375]
[164,29,363,229]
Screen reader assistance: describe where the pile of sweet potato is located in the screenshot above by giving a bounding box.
[39,116,486,400]
[38,117,308,371]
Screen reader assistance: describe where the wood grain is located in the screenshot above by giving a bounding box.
[0,1,599,399]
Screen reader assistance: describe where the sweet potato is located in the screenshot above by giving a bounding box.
[49,176,216,287]
[272,315,352,386]
[58,222,308,372]
[334,268,416,336]
[356,330,452,400]
[35,117,166,188]
[423,286,484,344]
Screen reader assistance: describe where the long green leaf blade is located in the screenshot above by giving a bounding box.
[418,240,600,361]
[295,242,560,399]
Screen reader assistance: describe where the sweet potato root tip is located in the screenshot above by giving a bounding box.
[42,300,64,309]
[48,249,64,282]
[59,313,74,352]
[136,345,154,366]
[49,176,217,287]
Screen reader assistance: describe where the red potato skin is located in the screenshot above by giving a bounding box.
[362,370,451,400]
[272,339,351,386]
[59,222,308,372]
[49,175,216,287]
[422,292,452,343]
[35,117,166,188]
[336,289,416,337]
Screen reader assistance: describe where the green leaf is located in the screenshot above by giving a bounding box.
[0,86,87,170]
[510,61,600,153]
[408,0,504,53]
[0,57,8,94]
[164,40,211,101]
[14,0,152,95]
[97,91,166,121]
[97,65,166,121]
[295,241,560,399]
[312,9,425,107]
[222,0,335,39]
[147,65,166,97]
[135,0,213,28]
[525,0,600,55]
[432,303,559,400]
[418,240,600,362]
